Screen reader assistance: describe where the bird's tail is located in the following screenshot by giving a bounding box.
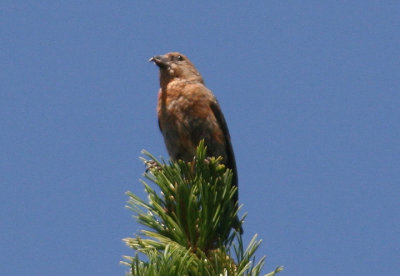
[234,215,243,234]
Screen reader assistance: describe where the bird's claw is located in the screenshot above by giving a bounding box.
[144,160,162,172]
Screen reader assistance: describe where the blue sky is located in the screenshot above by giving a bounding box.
[1,1,399,275]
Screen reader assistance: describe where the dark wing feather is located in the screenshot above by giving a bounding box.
[210,100,238,203]
[158,118,162,132]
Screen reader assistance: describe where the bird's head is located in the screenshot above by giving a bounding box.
[149,52,203,84]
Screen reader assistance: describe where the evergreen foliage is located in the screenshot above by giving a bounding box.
[122,142,283,275]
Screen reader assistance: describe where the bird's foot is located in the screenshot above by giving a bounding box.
[144,160,162,172]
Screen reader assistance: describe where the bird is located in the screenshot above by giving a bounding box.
[149,52,241,232]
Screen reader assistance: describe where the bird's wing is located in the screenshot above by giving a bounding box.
[209,100,238,197]
[158,117,162,132]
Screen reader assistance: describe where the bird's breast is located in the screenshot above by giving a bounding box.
[157,81,224,161]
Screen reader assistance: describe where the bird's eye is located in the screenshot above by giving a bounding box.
[176,55,184,61]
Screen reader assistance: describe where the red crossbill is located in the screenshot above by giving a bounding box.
[149,52,241,232]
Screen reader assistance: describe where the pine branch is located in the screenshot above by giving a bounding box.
[122,142,283,275]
